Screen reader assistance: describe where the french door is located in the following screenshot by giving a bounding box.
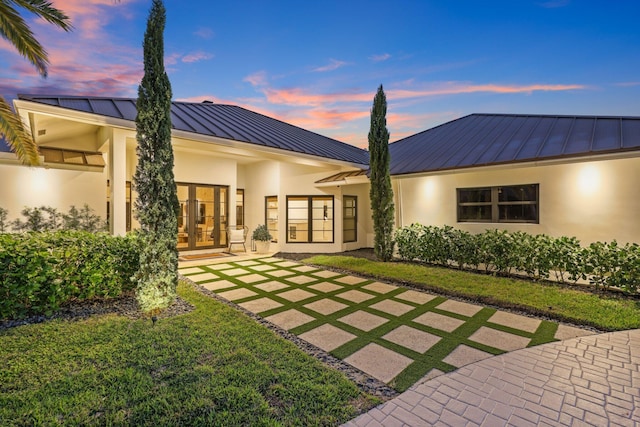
[177,183,228,250]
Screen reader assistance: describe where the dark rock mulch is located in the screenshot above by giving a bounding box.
[0,294,194,331]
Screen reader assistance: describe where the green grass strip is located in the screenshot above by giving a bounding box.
[0,281,377,426]
[304,255,640,331]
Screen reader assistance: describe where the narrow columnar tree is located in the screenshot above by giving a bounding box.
[368,84,395,261]
[133,0,179,312]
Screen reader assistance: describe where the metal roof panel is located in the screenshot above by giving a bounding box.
[17,94,369,165]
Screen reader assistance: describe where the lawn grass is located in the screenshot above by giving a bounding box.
[304,256,640,331]
[0,281,377,426]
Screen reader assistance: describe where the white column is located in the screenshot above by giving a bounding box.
[109,129,128,236]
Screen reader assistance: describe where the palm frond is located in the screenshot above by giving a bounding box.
[0,1,49,76]
[12,0,72,31]
[0,95,40,165]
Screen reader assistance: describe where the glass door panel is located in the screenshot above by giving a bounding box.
[195,186,215,248]
[177,184,190,250]
[177,183,229,250]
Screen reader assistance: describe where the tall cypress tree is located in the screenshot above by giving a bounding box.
[368,85,395,261]
[133,0,179,312]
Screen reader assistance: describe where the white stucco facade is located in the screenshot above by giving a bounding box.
[394,154,640,245]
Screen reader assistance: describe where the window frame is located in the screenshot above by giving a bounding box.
[457,184,539,224]
[286,195,335,244]
[265,196,278,242]
[343,195,357,243]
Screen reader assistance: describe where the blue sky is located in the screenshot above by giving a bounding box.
[2,0,639,147]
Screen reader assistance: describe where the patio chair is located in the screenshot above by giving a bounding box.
[226,225,248,253]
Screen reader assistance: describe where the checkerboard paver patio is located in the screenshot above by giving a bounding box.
[179,257,596,392]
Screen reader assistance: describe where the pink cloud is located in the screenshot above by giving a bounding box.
[370,53,391,62]
[243,71,269,87]
[194,27,214,40]
[312,59,348,72]
[182,51,214,63]
[387,82,585,99]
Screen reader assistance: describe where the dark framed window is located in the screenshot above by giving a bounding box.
[286,196,334,243]
[265,196,278,242]
[457,184,539,223]
[343,195,357,243]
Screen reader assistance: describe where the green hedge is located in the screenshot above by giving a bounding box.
[0,231,141,319]
[395,224,640,294]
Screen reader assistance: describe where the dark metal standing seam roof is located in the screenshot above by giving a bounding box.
[17,94,369,166]
[389,113,640,176]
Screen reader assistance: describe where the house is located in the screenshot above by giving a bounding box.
[2,96,639,252]
[1,95,372,253]
[389,113,640,244]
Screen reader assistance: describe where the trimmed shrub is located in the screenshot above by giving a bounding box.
[0,231,140,319]
[395,224,640,294]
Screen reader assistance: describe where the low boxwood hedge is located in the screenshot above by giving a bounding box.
[395,224,640,294]
[0,231,140,319]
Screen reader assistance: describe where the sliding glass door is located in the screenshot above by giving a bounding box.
[177,183,228,250]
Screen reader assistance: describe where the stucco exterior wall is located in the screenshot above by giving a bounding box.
[394,156,640,245]
[0,160,108,227]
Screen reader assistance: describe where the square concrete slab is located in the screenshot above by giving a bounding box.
[335,275,369,285]
[412,311,466,333]
[554,324,595,340]
[236,273,268,284]
[206,263,235,270]
[238,297,283,314]
[338,310,389,332]
[285,275,317,285]
[362,282,399,294]
[221,268,251,277]
[488,311,542,334]
[254,281,290,292]
[249,264,277,272]
[312,270,342,278]
[469,326,531,351]
[273,261,300,268]
[335,290,376,304]
[236,260,260,266]
[293,265,318,272]
[277,288,316,302]
[179,267,203,275]
[303,299,348,315]
[200,280,237,291]
[436,299,483,317]
[267,269,296,278]
[265,309,315,330]
[299,324,356,352]
[217,288,258,301]
[259,257,283,263]
[442,344,494,368]
[383,325,441,353]
[187,272,219,282]
[369,299,415,316]
[395,290,437,305]
[308,282,344,293]
[344,343,414,383]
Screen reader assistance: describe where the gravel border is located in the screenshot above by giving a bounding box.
[0,294,194,331]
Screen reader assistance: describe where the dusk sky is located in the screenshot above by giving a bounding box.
[2,0,639,148]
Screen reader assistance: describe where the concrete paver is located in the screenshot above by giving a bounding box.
[345,343,414,383]
[344,329,640,426]
[181,254,638,426]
